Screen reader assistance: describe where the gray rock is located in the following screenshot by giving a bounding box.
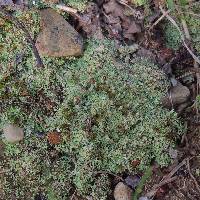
[161,84,190,109]
[125,175,140,189]
[36,8,83,57]
[139,197,149,200]
[3,124,24,143]
[114,182,133,200]
[169,147,178,159]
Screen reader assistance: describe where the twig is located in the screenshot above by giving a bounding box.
[117,0,137,14]
[56,4,83,21]
[56,4,78,14]
[146,158,190,198]
[159,6,200,65]
[0,8,44,68]
[146,176,177,197]
[186,158,200,194]
[165,158,188,180]
[178,7,200,115]
[149,9,171,30]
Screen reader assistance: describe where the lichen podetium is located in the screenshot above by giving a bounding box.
[0,10,185,200]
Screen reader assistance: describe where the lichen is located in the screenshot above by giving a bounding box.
[164,5,200,53]
[0,9,185,199]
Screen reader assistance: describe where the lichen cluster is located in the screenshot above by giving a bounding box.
[164,5,200,52]
[0,10,185,200]
[30,0,89,11]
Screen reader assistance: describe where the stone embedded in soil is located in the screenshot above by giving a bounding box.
[36,8,83,57]
[114,182,133,200]
[139,197,149,200]
[161,84,190,108]
[3,124,24,143]
[125,175,140,189]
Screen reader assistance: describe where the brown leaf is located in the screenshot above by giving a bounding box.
[103,0,124,18]
[47,131,62,145]
[78,3,104,39]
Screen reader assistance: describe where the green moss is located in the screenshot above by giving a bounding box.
[28,0,89,11]
[164,22,181,50]
[63,0,89,11]
[0,10,185,199]
[164,5,200,52]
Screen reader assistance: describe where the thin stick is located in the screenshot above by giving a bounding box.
[56,4,83,21]
[178,7,200,115]
[56,4,78,14]
[165,158,188,180]
[146,176,177,197]
[149,9,171,30]
[159,6,200,65]
[146,158,190,198]
[186,158,200,194]
[117,0,137,14]
[0,8,44,68]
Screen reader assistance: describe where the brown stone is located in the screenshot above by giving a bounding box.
[161,84,190,109]
[36,8,83,57]
[3,124,24,143]
[114,182,133,200]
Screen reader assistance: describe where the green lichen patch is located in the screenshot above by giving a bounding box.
[28,0,90,11]
[0,10,186,200]
[164,5,200,52]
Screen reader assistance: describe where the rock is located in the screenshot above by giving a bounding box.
[125,175,140,189]
[3,124,24,143]
[177,101,190,113]
[114,182,133,200]
[139,197,149,200]
[161,84,190,109]
[168,147,178,159]
[36,8,83,57]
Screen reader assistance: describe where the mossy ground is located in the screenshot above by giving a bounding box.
[0,8,186,200]
[164,5,200,53]
[31,0,89,11]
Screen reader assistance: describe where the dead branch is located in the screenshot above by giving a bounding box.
[56,4,83,22]
[0,7,44,68]
[149,9,171,30]
[146,158,191,198]
[146,176,177,197]
[56,4,78,14]
[159,6,200,65]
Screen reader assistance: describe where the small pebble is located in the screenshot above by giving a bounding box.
[3,124,24,143]
[114,182,133,200]
[139,197,149,200]
[125,175,141,189]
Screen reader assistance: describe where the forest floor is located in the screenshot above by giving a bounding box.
[1,0,200,200]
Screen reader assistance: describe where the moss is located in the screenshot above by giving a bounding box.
[63,0,89,11]
[28,0,89,11]
[164,5,200,53]
[0,9,186,199]
[164,21,181,50]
